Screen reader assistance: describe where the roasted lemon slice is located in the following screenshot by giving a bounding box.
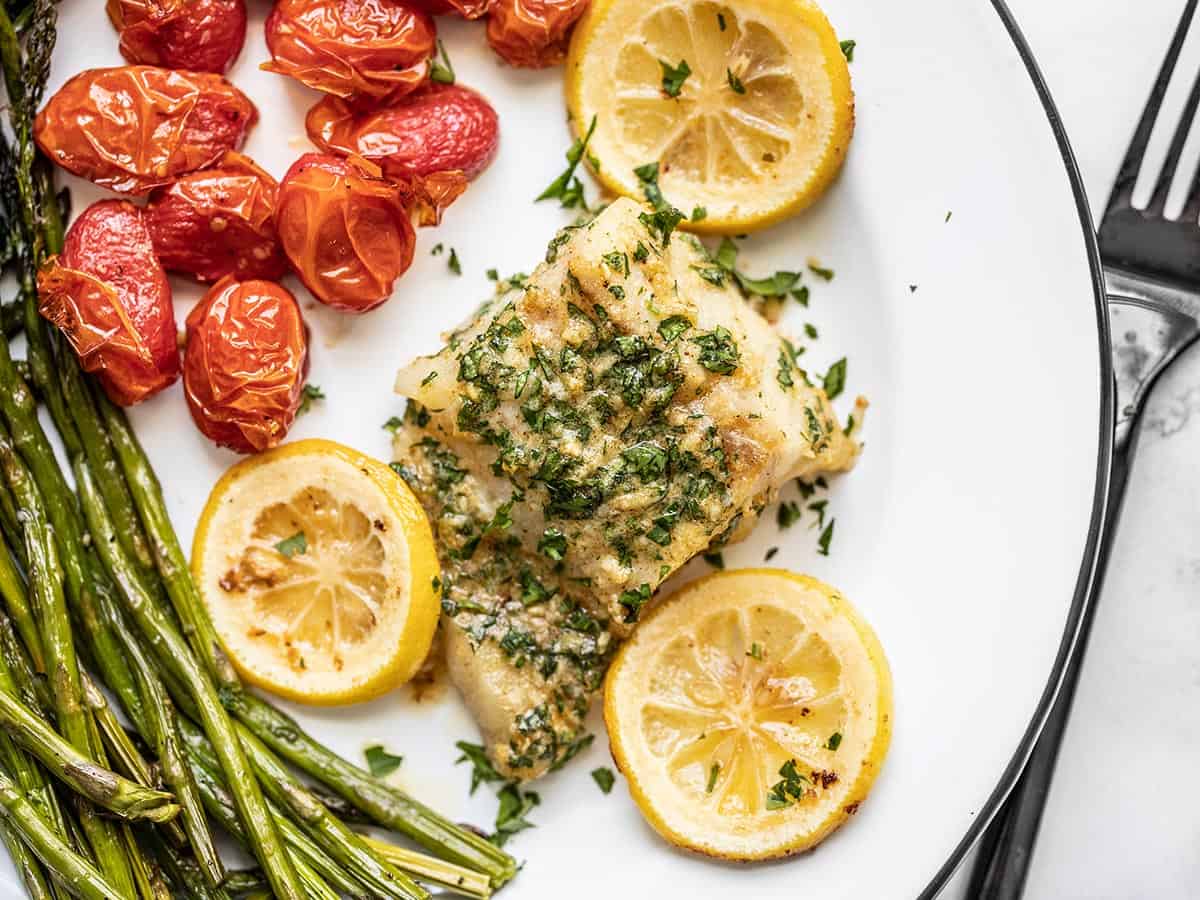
[192,439,440,705]
[604,569,891,859]
[566,0,854,233]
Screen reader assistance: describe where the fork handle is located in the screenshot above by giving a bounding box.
[967,286,1200,898]
[966,443,1134,899]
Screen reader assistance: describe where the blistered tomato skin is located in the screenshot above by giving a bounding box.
[306,84,499,181]
[34,66,257,195]
[107,0,248,73]
[263,0,436,103]
[184,276,309,454]
[486,0,590,68]
[145,152,287,283]
[37,201,180,407]
[275,154,417,314]
[409,0,490,16]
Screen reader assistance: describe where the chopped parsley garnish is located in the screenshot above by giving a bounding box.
[764,546,779,561]
[274,531,307,559]
[634,161,669,211]
[431,243,444,256]
[659,58,692,97]
[602,250,630,276]
[430,38,456,83]
[692,326,739,374]
[657,315,691,342]
[618,583,652,623]
[715,236,739,270]
[382,415,403,433]
[691,205,707,221]
[839,39,856,62]
[808,499,828,529]
[776,501,801,529]
[702,551,725,569]
[538,528,568,562]
[794,285,810,306]
[766,759,811,810]
[706,762,720,793]
[804,323,818,340]
[455,741,503,794]
[297,383,324,415]
[591,767,616,794]
[945,210,953,223]
[448,247,462,275]
[727,68,746,94]
[492,783,540,847]
[817,519,835,556]
[747,642,763,660]
[537,115,597,210]
[486,267,499,280]
[608,284,625,300]
[420,370,438,386]
[692,265,726,287]
[717,11,727,30]
[822,357,847,400]
[363,745,403,777]
[737,269,802,297]
[825,732,843,752]
[808,261,835,281]
[639,206,685,246]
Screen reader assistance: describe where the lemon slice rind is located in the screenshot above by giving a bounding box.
[192,439,440,706]
[566,0,854,233]
[604,568,891,860]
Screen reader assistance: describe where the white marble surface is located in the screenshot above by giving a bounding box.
[945,1,1200,897]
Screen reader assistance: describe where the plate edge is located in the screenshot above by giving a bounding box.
[918,1,1116,896]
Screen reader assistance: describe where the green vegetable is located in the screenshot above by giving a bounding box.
[365,746,404,778]
[822,357,847,400]
[537,115,597,210]
[455,742,504,796]
[692,327,740,374]
[298,384,325,415]
[839,39,856,62]
[765,759,811,810]
[275,532,308,559]
[449,248,462,276]
[659,58,691,97]
[591,768,615,794]
[430,39,455,84]
[491,784,539,847]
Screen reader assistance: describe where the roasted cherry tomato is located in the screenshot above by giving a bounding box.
[107,0,248,73]
[35,66,257,195]
[305,84,499,181]
[409,0,490,17]
[486,0,589,68]
[275,153,416,313]
[184,275,309,454]
[145,151,287,283]
[263,0,436,103]
[37,200,179,406]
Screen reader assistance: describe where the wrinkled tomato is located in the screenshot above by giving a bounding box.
[305,84,499,181]
[184,275,309,454]
[275,153,417,313]
[486,0,589,68]
[409,0,490,17]
[145,151,287,283]
[107,0,248,73]
[37,200,179,406]
[35,66,257,195]
[263,0,436,103]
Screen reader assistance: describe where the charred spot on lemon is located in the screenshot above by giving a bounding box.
[566,0,854,233]
[192,439,440,705]
[603,569,891,860]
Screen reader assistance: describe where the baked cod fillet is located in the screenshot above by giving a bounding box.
[394,198,861,780]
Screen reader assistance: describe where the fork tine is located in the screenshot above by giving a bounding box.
[1147,65,1200,214]
[1108,0,1199,211]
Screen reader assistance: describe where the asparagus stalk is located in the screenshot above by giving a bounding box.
[0,687,178,822]
[180,741,341,900]
[91,390,517,887]
[91,390,236,689]
[0,766,127,900]
[232,692,516,885]
[238,726,428,900]
[0,535,42,672]
[0,820,56,900]
[219,868,267,894]
[75,462,304,900]
[109,603,222,887]
[0,422,136,895]
[142,830,231,900]
[363,839,493,900]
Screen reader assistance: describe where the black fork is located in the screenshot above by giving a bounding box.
[968,2,1200,896]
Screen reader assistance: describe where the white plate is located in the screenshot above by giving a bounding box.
[23,1,1109,897]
